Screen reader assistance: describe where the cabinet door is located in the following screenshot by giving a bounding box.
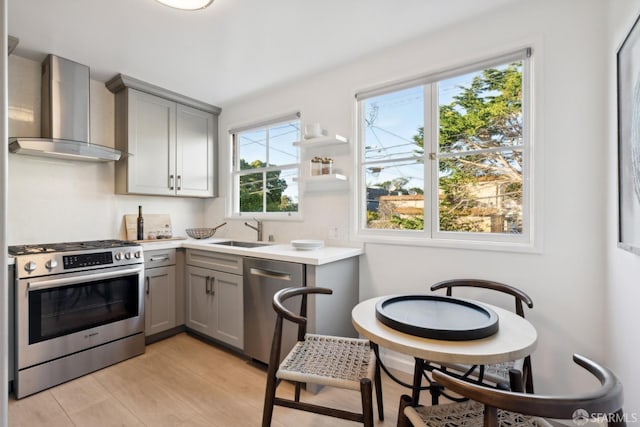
[127,89,177,196]
[145,266,176,336]
[211,270,243,349]
[185,265,214,335]
[176,104,216,197]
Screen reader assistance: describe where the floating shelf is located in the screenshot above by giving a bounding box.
[293,174,347,183]
[302,174,349,192]
[293,134,349,148]
[307,173,347,182]
[294,134,350,191]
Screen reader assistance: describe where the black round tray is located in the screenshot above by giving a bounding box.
[375,294,499,341]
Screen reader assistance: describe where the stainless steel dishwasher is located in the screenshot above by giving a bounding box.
[243,257,305,364]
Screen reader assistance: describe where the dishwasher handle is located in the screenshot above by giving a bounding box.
[248,267,292,281]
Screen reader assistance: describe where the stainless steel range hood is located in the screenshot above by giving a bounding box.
[9,54,121,162]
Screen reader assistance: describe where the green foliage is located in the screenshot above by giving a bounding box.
[438,210,484,232]
[239,159,296,213]
[390,214,424,230]
[439,63,523,155]
[370,62,524,232]
[424,63,523,231]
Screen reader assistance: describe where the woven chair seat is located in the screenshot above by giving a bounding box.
[484,361,515,382]
[437,360,519,385]
[404,400,553,427]
[277,333,376,391]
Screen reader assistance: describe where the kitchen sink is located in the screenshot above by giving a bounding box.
[210,240,273,248]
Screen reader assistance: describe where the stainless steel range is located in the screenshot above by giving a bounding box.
[9,239,145,398]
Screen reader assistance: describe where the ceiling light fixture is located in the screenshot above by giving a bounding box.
[155,0,213,10]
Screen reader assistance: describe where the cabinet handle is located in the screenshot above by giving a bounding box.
[145,276,150,295]
[205,276,210,294]
[169,174,175,190]
[149,255,170,262]
[177,175,182,191]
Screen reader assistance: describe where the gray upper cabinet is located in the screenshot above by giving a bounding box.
[107,74,221,198]
[122,90,176,196]
[176,104,217,197]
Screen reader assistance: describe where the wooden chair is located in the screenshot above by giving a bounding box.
[261,287,384,427]
[398,353,625,427]
[429,279,535,394]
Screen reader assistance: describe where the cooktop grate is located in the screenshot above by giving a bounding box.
[9,239,138,256]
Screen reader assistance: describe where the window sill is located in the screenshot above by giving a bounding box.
[227,212,304,222]
[354,232,540,254]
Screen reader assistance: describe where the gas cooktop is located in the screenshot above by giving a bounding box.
[8,239,139,256]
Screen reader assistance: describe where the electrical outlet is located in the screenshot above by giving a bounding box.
[328,226,340,240]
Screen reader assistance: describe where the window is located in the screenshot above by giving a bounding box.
[357,49,532,245]
[231,114,301,216]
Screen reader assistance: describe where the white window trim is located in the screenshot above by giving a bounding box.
[352,47,539,253]
[227,113,302,220]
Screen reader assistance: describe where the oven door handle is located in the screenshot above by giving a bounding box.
[27,267,144,291]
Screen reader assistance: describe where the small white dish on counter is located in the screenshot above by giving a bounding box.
[291,240,324,250]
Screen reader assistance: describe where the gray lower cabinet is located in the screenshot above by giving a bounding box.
[144,249,177,337]
[185,250,243,349]
[305,258,360,338]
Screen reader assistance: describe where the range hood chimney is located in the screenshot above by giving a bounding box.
[9,54,121,162]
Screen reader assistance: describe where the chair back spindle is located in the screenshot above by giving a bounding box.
[429,278,535,394]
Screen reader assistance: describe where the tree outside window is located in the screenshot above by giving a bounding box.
[232,119,300,215]
[359,50,530,242]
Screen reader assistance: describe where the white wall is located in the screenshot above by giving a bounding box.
[212,0,617,397]
[607,0,640,414]
[7,0,637,408]
[7,56,205,245]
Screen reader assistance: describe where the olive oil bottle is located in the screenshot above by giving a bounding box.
[137,205,144,240]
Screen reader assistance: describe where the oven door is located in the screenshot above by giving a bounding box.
[16,264,144,370]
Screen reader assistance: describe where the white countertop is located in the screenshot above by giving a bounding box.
[140,237,364,265]
[5,238,363,267]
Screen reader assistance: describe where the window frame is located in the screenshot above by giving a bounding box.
[354,48,535,250]
[229,113,302,219]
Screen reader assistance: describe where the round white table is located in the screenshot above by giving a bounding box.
[352,296,537,365]
[352,296,538,404]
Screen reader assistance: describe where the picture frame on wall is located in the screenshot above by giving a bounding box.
[617,13,640,255]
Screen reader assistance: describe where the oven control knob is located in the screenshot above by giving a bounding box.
[125,252,132,260]
[45,259,58,270]
[134,250,142,259]
[24,261,37,272]
[114,252,123,261]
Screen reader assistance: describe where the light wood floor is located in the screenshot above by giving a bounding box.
[8,332,415,426]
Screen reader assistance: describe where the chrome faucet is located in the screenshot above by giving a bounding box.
[244,218,263,241]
